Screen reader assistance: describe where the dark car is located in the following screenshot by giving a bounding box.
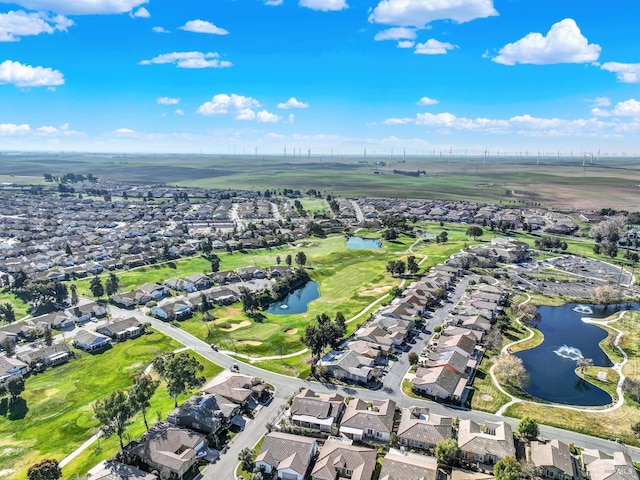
[210,344,218,351]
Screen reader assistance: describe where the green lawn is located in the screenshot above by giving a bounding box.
[469,357,511,413]
[0,331,222,480]
[0,292,30,320]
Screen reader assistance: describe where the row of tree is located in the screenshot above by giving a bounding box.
[301,312,347,362]
[386,255,420,277]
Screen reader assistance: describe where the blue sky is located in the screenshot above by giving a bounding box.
[1,0,640,155]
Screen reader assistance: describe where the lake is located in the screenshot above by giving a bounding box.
[515,302,637,406]
[265,281,320,314]
[346,236,382,250]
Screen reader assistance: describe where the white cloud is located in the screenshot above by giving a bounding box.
[179,19,228,35]
[131,7,150,18]
[113,127,137,135]
[590,108,609,118]
[591,96,611,107]
[6,0,148,15]
[235,108,256,120]
[36,123,83,136]
[0,10,73,42]
[492,18,601,66]
[287,113,295,124]
[417,96,438,106]
[0,60,64,87]
[369,0,498,28]
[383,117,414,125]
[257,110,280,123]
[612,99,640,117]
[415,39,456,55]
[0,123,31,135]
[175,109,184,116]
[197,94,261,116]
[299,0,348,12]
[265,0,283,5]
[601,62,640,84]
[397,40,414,49]
[157,96,179,105]
[374,27,416,41]
[152,26,169,33]
[139,51,232,69]
[277,97,309,109]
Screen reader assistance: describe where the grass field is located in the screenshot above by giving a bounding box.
[2,154,640,211]
[0,331,222,480]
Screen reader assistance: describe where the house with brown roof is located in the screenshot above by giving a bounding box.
[339,398,396,442]
[84,460,157,480]
[201,370,268,407]
[411,366,466,400]
[379,449,439,480]
[458,420,516,466]
[166,394,240,435]
[311,437,377,480]
[290,388,345,432]
[255,432,317,480]
[436,331,477,358]
[345,340,388,361]
[126,424,207,480]
[396,407,453,453]
[530,439,577,480]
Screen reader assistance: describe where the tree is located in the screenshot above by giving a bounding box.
[43,326,53,346]
[12,269,28,290]
[153,352,205,407]
[105,273,120,296]
[520,462,543,480]
[6,376,25,402]
[0,303,16,323]
[52,281,67,305]
[493,456,522,480]
[93,390,134,450]
[590,285,620,306]
[27,458,62,480]
[407,255,419,275]
[129,374,160,430]
[2,338,15,356]
[576,357,593,373]
[69,284,78,306]
[301,324,325,361]
[517,416,539,440]
[90,275,105,298]
[333,312,347,340]
[238,447,256,472]
[239,287,259,316]
[438,231,448,243]
[632,422,640,438]
[209,254,220,273]
[494,354,529,389]
[285,254,292,266]
[466,226,484,240]
[295,251,307,268]
[434,438,459,466]
[383,228,398,240]
[276,255,281,265]
[408,351,419,365]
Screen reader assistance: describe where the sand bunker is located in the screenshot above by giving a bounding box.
[285,328,298,335]
[240,340,262,346]
[220,320,251,332]
[360,286,391,296]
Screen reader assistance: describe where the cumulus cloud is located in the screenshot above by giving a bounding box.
[369,0,498,28]
[374,27,416,41]
[179,19,228,35]
[157,97,179,105]
[197,93,260,116]
[0,60,64,87]
[152,26,169,33]
[601,62,640,84]
[612,99,640,117]
[397,40,414,49]
[299,0,348,12]
[0,10,73,42]
[417,96,438,106]
[277,97,309,109]
[415,39,456,55]
[6,0,149,15]
[36,123,83,136]
[140,51,232,69]
[0,123,31,135]
[492,18,601,66]
[257,110,280,122]
[131,7,150,18]
[591,96,611,107]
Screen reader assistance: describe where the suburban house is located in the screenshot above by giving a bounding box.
[137,283,169,300]
[396,407,453,453]
[0,356,29,383]
[126,424,207,480]
[17,342,71,367]
[184,273,211,290]
[66,302,107,324]
[151,299,192,321]
[32,312,75,330]
[84,460,158,480]
[458,420,516,466]
[530,439,577,480]
[436,332,478,358]
[339,398,396,442]
[167,394,240,435]
[96,317,143,341]
[311,437,377,480]
[201,371,269,407]
[165,277,196,293]
[289,388,345,432]
[379,449,439,480]
[255,432,317,480]
[581,449,639,480]
[72,329,112,352]
[236,266,266,280]
[345,340,388,362]
[411,365,466,400]
[318,349,375,384]
[354,325,396,349]
[420,350,470,376]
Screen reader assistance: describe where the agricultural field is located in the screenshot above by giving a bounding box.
[0,330,222,480]
[2,154,640,210]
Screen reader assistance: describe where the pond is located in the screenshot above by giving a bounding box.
[515,302,637,406]
[346,236,382,250]
[265,281,320,315]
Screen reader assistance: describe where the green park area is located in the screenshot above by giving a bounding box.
[0,331,222,480]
